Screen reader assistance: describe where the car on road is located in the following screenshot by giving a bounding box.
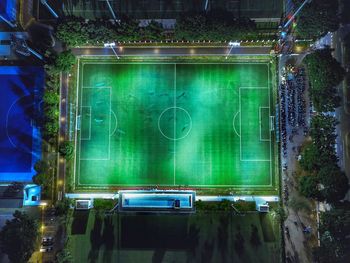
[40,246,53,253]
[42,237,54,246]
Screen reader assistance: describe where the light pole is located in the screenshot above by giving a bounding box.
[283,0,312,29]
[40,0,59,19]
[104,42,120,59]
[105,0,119,23]
[225,41,240,59]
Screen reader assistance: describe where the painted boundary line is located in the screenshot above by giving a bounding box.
[77,62,270,65]
[76,61,274,188]
[80,106,91,140]
[239,87,271,162]
[79,87,112,161]
[73,59,80,188]
[79,54,270,57]
[259,106,271,142]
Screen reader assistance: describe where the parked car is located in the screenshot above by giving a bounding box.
[42,236,54,243]
[40,246,53,253]
[42,236,54,246]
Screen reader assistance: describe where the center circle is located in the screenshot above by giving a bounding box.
[158,107,192,140]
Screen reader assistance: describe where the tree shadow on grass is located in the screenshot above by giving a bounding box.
[88,213,103,263]
[101,215,115,263]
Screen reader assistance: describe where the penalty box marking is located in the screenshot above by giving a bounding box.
[259,107,271,142]
[76,60,274,187]
[239,87,271,162]
[79,85,112,161]
[80,106,91,140]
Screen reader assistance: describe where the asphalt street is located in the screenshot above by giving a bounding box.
[72,46,272,57]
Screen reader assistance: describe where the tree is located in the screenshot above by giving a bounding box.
[43,91,59,105]
[56,248,73,263]
[55,198,71,216]
[32,172,53,190]
[59,141,74,159]
[54,50,76,72]
[34,160,49,174]
[310,114,338,152]
[271,205,287,223]
[313,207,350,262]
[303,48,345,112]
[93,199,117,211]
[0,211,39,263]
[299,175,320,199]
[56,17,89,46]
[175,11,258,41]
[140,21,164,41]
[318,165,349,203]
[294,0,340,39]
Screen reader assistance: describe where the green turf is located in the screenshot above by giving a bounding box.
[68,211,281,263]
[76,60,275,187]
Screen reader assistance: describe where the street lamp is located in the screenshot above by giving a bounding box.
[104,42,120,59]
[225,41,240,59]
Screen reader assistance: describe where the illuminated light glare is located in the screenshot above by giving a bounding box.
[295,46,303,52]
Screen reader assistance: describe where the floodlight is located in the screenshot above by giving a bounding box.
[228,41,240,47]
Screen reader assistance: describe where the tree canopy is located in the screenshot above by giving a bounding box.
[303,48,345,112]
[54,49,76,72]
[59,141,74,159]
[294,0,340,39]
[0,211,39,263]
[56,16,164,46]
[175,11,257,41]
[299,114,349,203]
[313,206,350,262]
[318,165,349,203]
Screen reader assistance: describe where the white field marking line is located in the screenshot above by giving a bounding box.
[110,110,118,136]
[82,86,111,89]
[77,182,273,187]
[268,63,273,186]
[259,107,271,142]
[232,111,241,137]
[79,54,270,58]
[76,62,273,187]
[78,62,270,65]
[174,63,176,186]
[79,88,112,161]
[80,106,91,140]
[239,87,271,162]
[74,59,80,187]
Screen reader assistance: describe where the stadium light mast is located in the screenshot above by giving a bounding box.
[105,0,119,23]
[225,41,240,59]
[40,0,59,19]
[0,15,16,28]
[104,42,120,59]
[204,0,210,11]
[283,0,311,29]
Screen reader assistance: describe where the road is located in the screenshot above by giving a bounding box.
[72,46,272,57]
[333,27,350,200]
[57,72,68,199]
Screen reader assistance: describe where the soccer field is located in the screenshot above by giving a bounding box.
[75,59,276,188]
